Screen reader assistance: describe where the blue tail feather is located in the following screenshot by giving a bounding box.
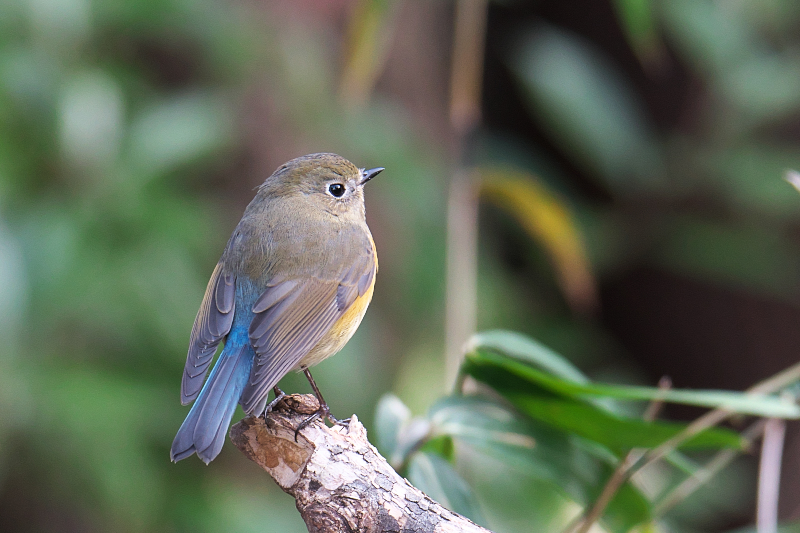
[171,338,254,464]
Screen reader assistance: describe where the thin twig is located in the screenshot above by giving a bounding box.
[638,361,800,472]
[566,376,672,533]
[449,0,488,136]
[757,416,787,533]
[445,170,479,390]
[444,0,488,389]
[569,453,640,533]
[643,376,672,421]
[566,360,800,533]
[653,418,767,517]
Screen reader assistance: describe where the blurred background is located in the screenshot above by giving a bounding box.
[1,0,800,531]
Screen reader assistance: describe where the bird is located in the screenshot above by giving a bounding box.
[171,153,382,464]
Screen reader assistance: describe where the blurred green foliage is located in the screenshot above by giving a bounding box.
[0,0,450,530]
[375,331,797,532]
[2,0,800,532]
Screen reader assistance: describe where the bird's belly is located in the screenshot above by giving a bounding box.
[294,280,375,369]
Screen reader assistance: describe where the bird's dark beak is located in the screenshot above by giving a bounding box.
[360,167,384,185]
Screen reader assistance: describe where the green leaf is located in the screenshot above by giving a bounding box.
[419,435,455,462]
[462,351,745,452]
[339,0,401,106]
[428,396,652,532]
[610,0,663,66]
[58,70,123,170]
[127,92,233,177]
[466,335,800,419]
[507,392,741,452]
[391,418,432,470]
[659,0,750,73]
[374,395,435,470]
[374,393,411,459]
[511,24,663,193]
[465,330,589,383]
[594,385,800,419]
[592,463,653,533]
[407,451,486,526]
[430,396,567,482]
[661,0,800,123]
[478,171,598,312]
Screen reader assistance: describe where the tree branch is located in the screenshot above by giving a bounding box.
[230,394,493,533]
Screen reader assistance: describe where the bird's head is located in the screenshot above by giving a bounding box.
[259,153,383,221]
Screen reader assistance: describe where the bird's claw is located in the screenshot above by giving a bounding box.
[294,410,320,442]
[329,414,351,426]
[262,387,286,418]
[293,404,350,442]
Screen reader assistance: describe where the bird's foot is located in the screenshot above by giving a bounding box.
[293,402,350,441]
[328,413,351,427]
[262,387,286,418]
[294,408,322,442]
[293,367,351,441]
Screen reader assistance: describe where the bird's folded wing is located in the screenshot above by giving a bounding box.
[240,246,375,414]
[180,263,236,404]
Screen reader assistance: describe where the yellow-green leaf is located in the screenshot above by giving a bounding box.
[479,168,597,312]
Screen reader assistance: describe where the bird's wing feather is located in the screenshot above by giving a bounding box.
[335,246,374,311]
[240,243,375,414]
[180,263,236,404]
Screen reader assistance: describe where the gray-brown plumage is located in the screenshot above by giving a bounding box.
[171,153,381,464]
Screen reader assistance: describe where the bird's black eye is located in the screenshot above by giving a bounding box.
[328,183,345,197]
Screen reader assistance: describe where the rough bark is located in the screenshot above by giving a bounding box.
[230,394,493,533]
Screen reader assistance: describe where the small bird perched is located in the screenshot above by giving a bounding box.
[171,153,382,464]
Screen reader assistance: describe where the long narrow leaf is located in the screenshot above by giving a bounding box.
[511,24,663,193]
[479,171,597,312]
[462,354,744,452]
[466,335,800,419]
[466,330,589,383]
